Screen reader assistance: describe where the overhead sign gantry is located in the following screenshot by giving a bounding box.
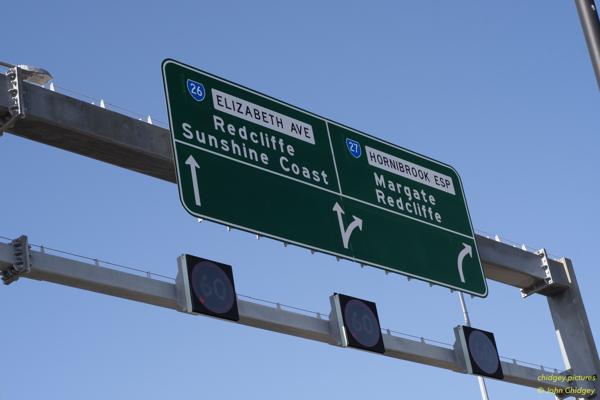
[1,64,597,397]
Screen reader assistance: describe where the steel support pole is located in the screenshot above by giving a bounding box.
[547,258,600,398]
[458,292,490,400]
[575,0,600,89]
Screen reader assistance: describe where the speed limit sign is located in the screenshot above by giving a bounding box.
[177,254,239,321]
[330,293,385,354]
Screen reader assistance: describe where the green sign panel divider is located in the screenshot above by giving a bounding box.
[162,59,487,297]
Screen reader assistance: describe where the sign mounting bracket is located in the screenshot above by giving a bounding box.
[2,235,32,285]
[0,62,52,135]
[520,249,568,298]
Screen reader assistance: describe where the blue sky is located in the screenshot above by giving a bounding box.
[1,1,598,399]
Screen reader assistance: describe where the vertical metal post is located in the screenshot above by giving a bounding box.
[458,292,490,400]
[547,258,599,398]
[575,0,600,89]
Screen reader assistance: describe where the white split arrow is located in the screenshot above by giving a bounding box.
[332,202,363,249]
[457,243,473,283]
[185,155,201,207]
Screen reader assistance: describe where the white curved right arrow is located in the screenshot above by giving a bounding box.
[457,243,473,283]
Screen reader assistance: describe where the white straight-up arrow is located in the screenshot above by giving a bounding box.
[457,243,473,283]
[332,202,363,249]
[185,155,201,207]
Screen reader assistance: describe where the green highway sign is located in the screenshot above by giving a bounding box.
[162,59,487,297]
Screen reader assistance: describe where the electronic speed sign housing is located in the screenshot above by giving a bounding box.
[176,254,239,321]
[330,293,385,354]
[455,325,504,380]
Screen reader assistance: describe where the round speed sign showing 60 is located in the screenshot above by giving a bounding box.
[344,299,382,348]
[191,261,236,314]
[184,255,240,321]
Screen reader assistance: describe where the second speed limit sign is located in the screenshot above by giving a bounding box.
[330,293,385,354]
[177,254,239,321]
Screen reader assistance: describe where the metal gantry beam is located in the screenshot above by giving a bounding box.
[0,74,576,291]
[0,240,572,393]
[0,74,175,182]
[1,73,598,397]
[547,258,600,394]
